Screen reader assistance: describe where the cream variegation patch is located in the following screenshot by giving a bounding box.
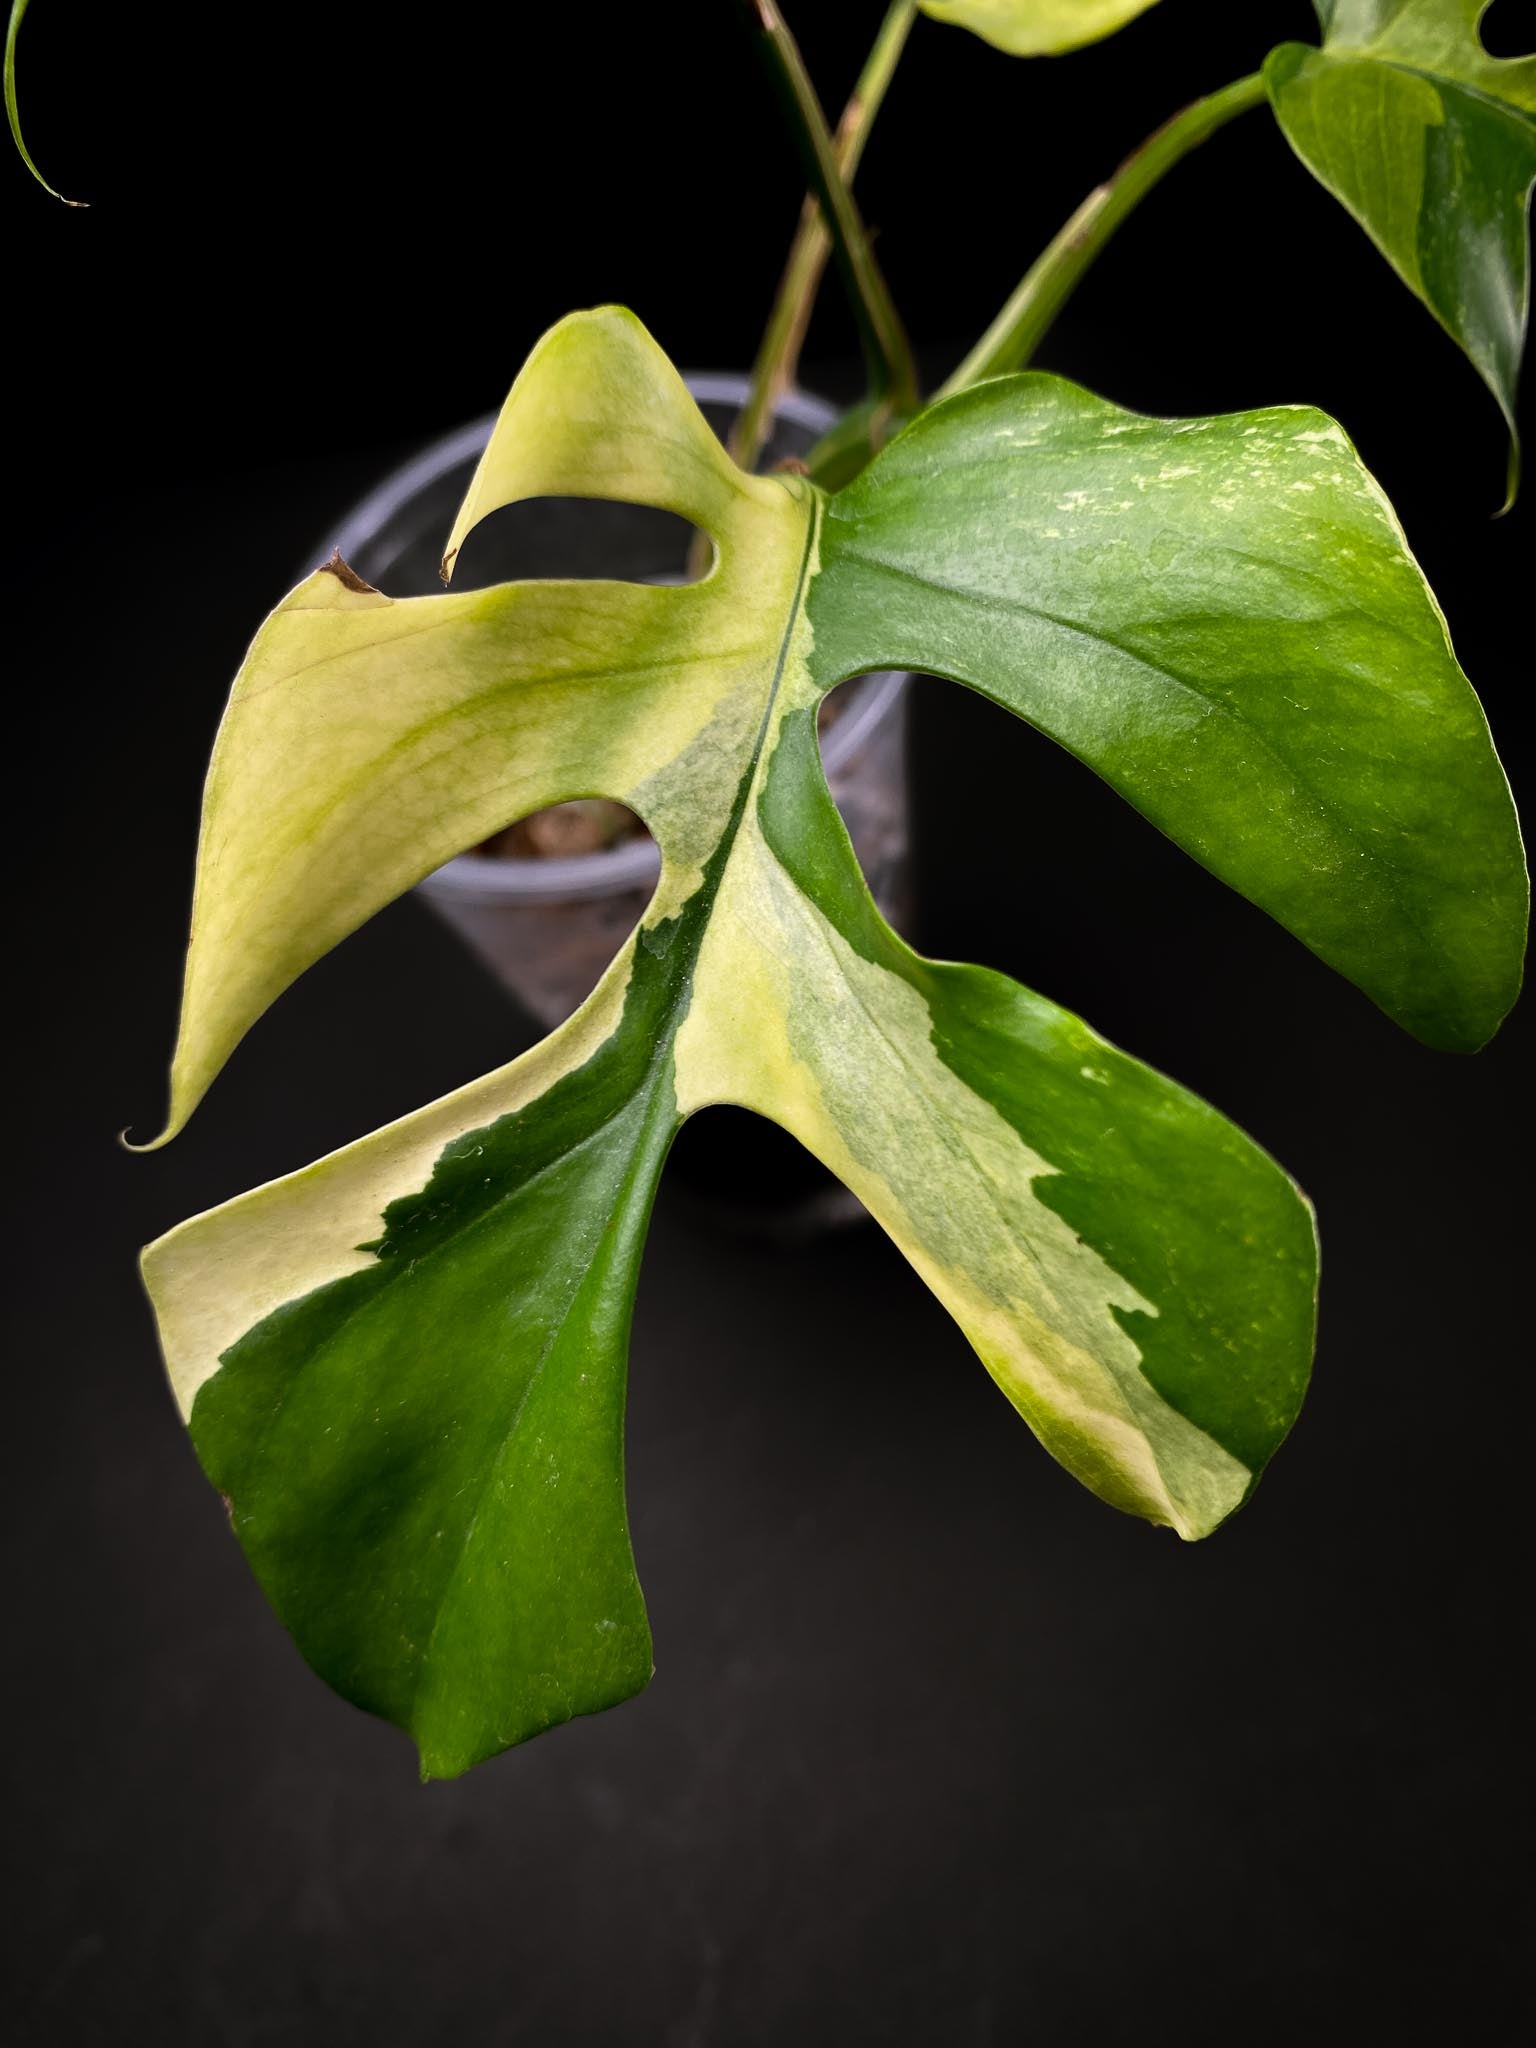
[144,944,640,1419]
[675,789,1250,1538]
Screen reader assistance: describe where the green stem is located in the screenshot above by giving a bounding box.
[731,0,917,472]
[6,0,84,203]
[938,69,1267,398]
[736,0,919,425]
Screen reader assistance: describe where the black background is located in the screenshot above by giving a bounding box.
[6,2,1531,2041]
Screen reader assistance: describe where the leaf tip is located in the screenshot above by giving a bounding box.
[1493,433,1520,517]
[120,1119,176,1155]
[321,548,378,596]
[8,137,83,204]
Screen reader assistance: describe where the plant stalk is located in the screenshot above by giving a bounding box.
[735,0,919,426]
[938,69,1268,397]
[731,0,917,472]
[5,0,84,203]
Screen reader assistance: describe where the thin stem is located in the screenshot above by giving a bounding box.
[6,0,84,203]
[938,69,1268,398]
[736,0,919,424]
[731,0,917,472]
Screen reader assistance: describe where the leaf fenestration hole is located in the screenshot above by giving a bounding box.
[810,671,914,943]
[344,486,715,597]
[1478,0,1526,56]
[431,794,659,1034]
[475,798,649,863]
[667,1103,864,1238]
[448,498,714,593]
[814,674,862,746]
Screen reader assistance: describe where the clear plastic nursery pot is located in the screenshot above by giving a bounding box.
[325,376,912,1030]
[322,377,914,1236]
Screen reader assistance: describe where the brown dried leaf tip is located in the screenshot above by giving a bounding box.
[321,549,379,595]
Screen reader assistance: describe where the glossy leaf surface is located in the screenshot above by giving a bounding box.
[917,0,1159,57]
[1265,0,1536,497]
[814,377,1525,1052]
[143,310,1522,1775]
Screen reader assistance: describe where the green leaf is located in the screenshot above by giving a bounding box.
[917,0,1160,57]
[141,309,1521,1775]
[5,0,80,202]
[812,375,1526,1053]
[1264,1,1536,502]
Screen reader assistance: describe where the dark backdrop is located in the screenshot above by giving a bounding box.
[6,2,1531,2041]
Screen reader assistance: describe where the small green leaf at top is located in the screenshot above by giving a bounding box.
[1265,0,1536,503]
[917,0,1159,59]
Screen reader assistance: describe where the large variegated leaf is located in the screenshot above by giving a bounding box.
[917,0,1159,58]
[141,308,1523,1777]
[1265,1,1536,498]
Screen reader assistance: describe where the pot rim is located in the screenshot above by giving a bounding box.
[324,373,909,905]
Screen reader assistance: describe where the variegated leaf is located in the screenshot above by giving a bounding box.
[1265,0,1536,499]
[141,308,1523,1776]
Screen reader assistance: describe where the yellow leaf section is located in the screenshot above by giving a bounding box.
[442,310,781,579]
[918,0,1160,58]
[673,723,1249,1543]
[141,309,808,1147]
[143,310,823,1417]
[144,949,638,1420]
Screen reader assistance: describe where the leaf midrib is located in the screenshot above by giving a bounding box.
[408,1073,675,1742]
[828,539,1437,917]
